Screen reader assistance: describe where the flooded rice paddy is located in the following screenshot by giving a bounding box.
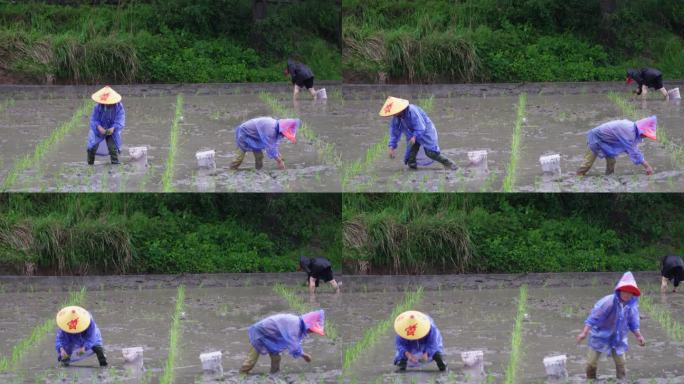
[1,273,684,383]
[0,82,682,192]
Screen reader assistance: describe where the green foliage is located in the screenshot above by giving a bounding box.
[504,285,527,384]
[160,285,185,384]
[0,1,341,83]
[343,194,684,273]
[502,93,526,192]
[161,94,183,192]
[344,0,684,83]
[0,194,340,275]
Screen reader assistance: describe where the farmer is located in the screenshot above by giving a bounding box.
[576,116,656,176]
[394,310,447,372]
[576,272,645,380]
[627,68,669,100]
[286,59,317,99]
[87,86,125,165]
[55,306,108,367]
[379,97,458,170]
[299,256,340,294]
[240,310,325,374]
[661,255,684,293]
[230,117,299,170]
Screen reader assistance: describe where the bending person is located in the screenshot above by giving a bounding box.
[86,86,125,165]
[661,255,684,293]
[299,256,340,294]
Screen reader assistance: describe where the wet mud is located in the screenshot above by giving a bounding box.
[1,273,684,383]
[1,82,682,192]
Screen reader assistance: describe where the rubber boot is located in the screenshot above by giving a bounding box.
[92,345,108,367]
[87,148,96,165]
[615,363,626,381]
[605,157,616,175]
[106,136,120,165]
[425,149,458,170]
[269,354,281,374]
[407,143,420,170]
[396,358,407,372]
[433,352,447,371]
[59,356,71,367]
[586,365,597,380]
[254,151,264,170]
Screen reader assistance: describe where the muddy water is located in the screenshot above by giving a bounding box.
[341,92,684,192]
[2,283,684,383]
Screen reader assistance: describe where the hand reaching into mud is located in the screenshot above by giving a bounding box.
[634,332,646,346]
[405,352,418,364]
[77,346,86,356]
[276,158,286,170]
[60,347,69,360]
[97,126,106,135]
[409,136,416,145]
[420,352,428,363]
[301,353,312,363]
[389,148,396,159]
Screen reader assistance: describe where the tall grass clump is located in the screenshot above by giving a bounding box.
[0,287,86,373]
[342,287,424,373]
[640,295,684,341]
[341,133,389,190]
[259,92,342,167]
[504,285,528,384]
[502,93,526,192]
[273,283,339,340]
[160,285,185,384]
[161,94,183,192]
[607,92,684,167]
[416,95,435,113]
[343,194,472,274]
[1,100,91,191]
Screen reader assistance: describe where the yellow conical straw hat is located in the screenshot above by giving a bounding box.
[91,86,122,105]
[379,96,409,117]
[56,306,91,334]
[394,310,430,340]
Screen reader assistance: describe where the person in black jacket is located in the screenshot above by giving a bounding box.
[661,255,684,293]
[626,68,669,100]
[299,256,340,294]
[285,59,318,99]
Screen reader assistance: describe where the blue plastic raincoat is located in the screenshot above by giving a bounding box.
[248,314,309,357]
[584,287,640,355]
[55,320,104,361]
[235,117,285,159]
[388,104,441,165]
[586,120,644,164]
[394,317,444,365]
[86,103,125,155]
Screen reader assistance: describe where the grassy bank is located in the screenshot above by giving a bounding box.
[343,194,684,274]
[343,0,684,83]
[0,0,340,84]
[0,194,341,275]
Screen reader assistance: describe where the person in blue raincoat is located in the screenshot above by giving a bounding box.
[55,306,107,367]
[576,272,645,380]
[86,86,125,165]
[393,310,447,372]
[576,116,656,176]
[240,310,325,374]
[230,117,300,170]
[379,96,458,170]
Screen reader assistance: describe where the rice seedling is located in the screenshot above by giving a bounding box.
[341,134,389,190]
[259,92,342,167]
[1,100,91,191]
[159,285,186,384]
[416,95,435,113]
[161,94,184,192]
[342,287,424,373]
[502,93,527,192]
[0,287,87,373]
[273,284,339,340]
[640,295,684,341]
[504,285,528,384]
[608,92,684,167]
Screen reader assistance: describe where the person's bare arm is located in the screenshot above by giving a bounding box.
[576,325,590,343]
[641,160,653,175]
[633,330,645,346]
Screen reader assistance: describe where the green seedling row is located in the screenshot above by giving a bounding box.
[342,286,424,374]
[502,93,526,192]
[161,94,184,192]
[504,285,528,384]
[1,100,92,191]
[160,285,185,384]
[0,287,87,373]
